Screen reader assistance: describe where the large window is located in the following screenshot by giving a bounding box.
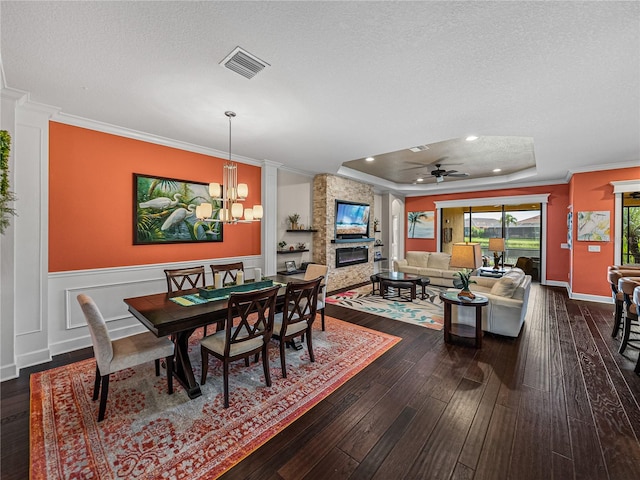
[622,192,640,265]
[458,203,541,279]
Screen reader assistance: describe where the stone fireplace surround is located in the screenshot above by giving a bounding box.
[312,174,375,292]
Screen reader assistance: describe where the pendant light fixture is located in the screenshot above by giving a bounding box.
[195,111,262,223]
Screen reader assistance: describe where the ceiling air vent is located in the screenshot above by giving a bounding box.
[409,145,429,152]
[220,47,269,79]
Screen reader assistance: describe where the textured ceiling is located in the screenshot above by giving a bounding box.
[1,1,638,195]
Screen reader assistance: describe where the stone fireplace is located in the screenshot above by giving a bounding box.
[312,174,375,291]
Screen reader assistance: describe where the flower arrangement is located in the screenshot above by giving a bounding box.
[288,213,300,229]
[453,268,477,299]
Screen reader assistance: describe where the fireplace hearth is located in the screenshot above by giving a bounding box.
[336,246,369,268]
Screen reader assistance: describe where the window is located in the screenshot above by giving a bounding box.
[621,192,640,265]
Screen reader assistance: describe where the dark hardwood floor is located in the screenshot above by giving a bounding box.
[2,283,639,479]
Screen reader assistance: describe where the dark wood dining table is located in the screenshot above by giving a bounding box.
[123,274,297,399]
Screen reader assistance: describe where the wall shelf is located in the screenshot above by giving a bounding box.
[286,229,317,233]
[278,249,309,254]
[331,237,375,243]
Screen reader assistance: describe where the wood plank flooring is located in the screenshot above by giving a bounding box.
[2,283,639,479]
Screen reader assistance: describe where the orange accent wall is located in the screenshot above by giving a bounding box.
[49,122,261,272]
[405,184,571,283]
[569,167,640,297]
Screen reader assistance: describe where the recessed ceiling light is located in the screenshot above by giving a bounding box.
[416,177,424,182]
[466,135,479,141]
[493,168,502,173]
[365,157,375,162]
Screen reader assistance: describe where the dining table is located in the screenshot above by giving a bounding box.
[123,274,305,399]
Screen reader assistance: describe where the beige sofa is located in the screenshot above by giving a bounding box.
[393,251,463,287]
[448,268,532,338]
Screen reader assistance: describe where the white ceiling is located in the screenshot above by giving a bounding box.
[1,1,638,195]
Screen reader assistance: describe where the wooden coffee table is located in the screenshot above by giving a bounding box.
[439,291,488,348]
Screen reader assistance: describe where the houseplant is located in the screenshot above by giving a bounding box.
[288,213,300,230]
[453,268,477,299]
[278,241,287,251]
[0,130,17,234]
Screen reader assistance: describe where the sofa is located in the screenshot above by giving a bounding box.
[448,267,532,337]
[393,251,462,287]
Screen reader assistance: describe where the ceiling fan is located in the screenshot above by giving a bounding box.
[430,164,469,183]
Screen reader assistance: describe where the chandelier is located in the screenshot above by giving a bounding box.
[195,111,263,223]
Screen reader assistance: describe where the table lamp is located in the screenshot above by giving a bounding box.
[450,242,482,299]
[488,237,505,270]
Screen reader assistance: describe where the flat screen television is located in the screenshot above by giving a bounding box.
[335,200,370,238]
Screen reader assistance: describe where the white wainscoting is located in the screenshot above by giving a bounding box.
[47,255,262,358]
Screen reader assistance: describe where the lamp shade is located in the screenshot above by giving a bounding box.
[489,237,505,252]
[209,182,221,198]
[244,208,254,221]
[252,205,263,219]
[450,242,482,269]
[237,183,248,199]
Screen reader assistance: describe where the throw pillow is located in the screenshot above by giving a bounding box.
[407,251,430,268]
[428,252,451,270]
[490,268,525,297]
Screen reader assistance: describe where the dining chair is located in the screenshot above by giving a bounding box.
[200,285,279,408]
[304,264,329,330]
[77,294,174,422]
[617,276,640,355]
[272,277,322,378]
[634,285,640,376]
[211,262,245,286]
[608,266,640,337]
[164,266,213,334]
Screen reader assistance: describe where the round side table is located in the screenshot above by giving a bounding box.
[439,291,488,348]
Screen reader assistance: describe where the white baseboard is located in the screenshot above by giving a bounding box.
[0,363,18,382]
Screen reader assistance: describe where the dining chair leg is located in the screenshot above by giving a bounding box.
[619,313,633,354]
[320,308,325,331]
[262,345,272,387]
[200,349,209,385]
[306,329,315,363]
[92,365,101,401]
[635,354,640,375]
[279,340,287,378]
[155,358,160,376]
[166,355,174,394]
[97,374,110,422]
[612,300,623,337]
[223,360,230,408]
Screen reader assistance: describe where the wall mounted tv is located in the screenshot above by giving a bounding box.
[335,200,370,239]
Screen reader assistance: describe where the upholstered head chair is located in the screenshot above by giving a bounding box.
[77,294,174,421]
[304,264,329,330]
[617,276,640,355]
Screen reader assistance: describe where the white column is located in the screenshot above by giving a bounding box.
[261,159,281,276]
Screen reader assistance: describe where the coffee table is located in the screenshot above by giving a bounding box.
[378,272,430,302]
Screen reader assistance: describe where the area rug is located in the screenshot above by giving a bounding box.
[326,284,445,330]
[30,316,400,479]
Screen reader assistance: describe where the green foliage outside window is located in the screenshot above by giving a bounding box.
[0,130,17,234]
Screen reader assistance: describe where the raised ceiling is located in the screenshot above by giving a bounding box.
[1,1,638,195]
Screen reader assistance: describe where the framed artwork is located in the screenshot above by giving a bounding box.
[567,212,572,249]
[285,260,297,272]
[134,173,223,244]
[576,210,610,241]
[408,211,435,239]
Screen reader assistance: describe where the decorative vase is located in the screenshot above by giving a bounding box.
[458,288,476,300]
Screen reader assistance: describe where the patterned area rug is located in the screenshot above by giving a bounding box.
[30,317,400,479]
[327,284,445,330]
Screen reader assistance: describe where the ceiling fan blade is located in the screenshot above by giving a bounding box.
[447,172,469,177]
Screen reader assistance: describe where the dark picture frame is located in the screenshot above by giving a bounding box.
[285,260,297,272]
[134,173,223,244]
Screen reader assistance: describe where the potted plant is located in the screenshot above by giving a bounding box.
[373,218,380,232]
[453,269,477,299]
[278,240,287,251]
[288,213,300,230]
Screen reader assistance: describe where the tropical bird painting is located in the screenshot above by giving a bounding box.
[134,174,222,244]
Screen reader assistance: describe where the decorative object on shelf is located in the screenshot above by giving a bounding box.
[374,239,383,246]
[450,242,482,299]
[285,260,297,273]
[195,111,262,224]
[289,245,295,251]
[488,237,505,270]
[278,240,287,250]
[297,242,306,250]
[0,130,17,235]
[134,173,223,244]
[288,213,300,230]
[373,218,380,232]
[299,224,304,230]
[374,251,382,260]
